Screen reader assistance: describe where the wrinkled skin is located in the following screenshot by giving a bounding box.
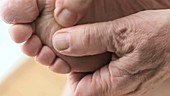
[1,0,170,73]
[56,1,170,96]
[1,0,114,73]
[1,0,170,96]
[62,10,170,96]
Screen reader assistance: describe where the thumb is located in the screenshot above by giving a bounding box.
[52,18,131,57]
[54,0,92,27]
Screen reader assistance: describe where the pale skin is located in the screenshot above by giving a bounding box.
[1,0,170,96]
[1,0,113,73]
[1,0,169,73]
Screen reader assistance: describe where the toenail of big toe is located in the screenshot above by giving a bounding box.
[53,32,70,51]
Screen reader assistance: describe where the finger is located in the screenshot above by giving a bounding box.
[53,10,170,57]
[54,0,93,27]
[52,18,131,57]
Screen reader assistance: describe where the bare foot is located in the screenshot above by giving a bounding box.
[1,0,169,74]
[0,0,113,73]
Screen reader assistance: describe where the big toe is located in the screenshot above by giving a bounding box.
[0,0,41,24]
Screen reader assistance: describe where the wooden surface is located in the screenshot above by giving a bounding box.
[0,58,66,96]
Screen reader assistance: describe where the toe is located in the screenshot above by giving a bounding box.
[49,58,71,74]
[9,24,33,43]
[36,46,56,66]
[0,0,40,24]
[22,35,42,57]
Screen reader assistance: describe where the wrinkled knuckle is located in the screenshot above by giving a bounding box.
[81,26,93,47]
[110,18,137,55]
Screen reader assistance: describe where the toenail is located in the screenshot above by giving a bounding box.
[53,32,70,51]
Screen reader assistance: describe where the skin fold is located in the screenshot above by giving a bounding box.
[1,0,170,73]
[54,0,170,96]
[1,0,113,73]
[62,9,170,96]
[1,0,170,95]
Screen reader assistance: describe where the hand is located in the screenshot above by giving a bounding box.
[54,10,170,96]
[1,0,170,74]
[53,0,170,73]
[55,0,170,27]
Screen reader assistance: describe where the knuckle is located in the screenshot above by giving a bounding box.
[82,25,91,46]
[81,25,96,48]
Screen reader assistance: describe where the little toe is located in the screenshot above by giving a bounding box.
[36,46,56,66]
[49,58,71,74]
[9,24,33,43]
[22,35,42,57]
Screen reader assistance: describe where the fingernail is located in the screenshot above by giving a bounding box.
[57,9,78,26]
[53,32,70,51]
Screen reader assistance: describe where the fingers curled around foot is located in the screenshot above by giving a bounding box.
[22,35,42,57]
[52,22,116,57]
[9,24,33,43]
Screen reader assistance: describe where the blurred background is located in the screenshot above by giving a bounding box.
[0,2,23,83]
[1,0,170,96]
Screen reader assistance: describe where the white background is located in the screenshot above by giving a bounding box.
[0,0,25,82]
